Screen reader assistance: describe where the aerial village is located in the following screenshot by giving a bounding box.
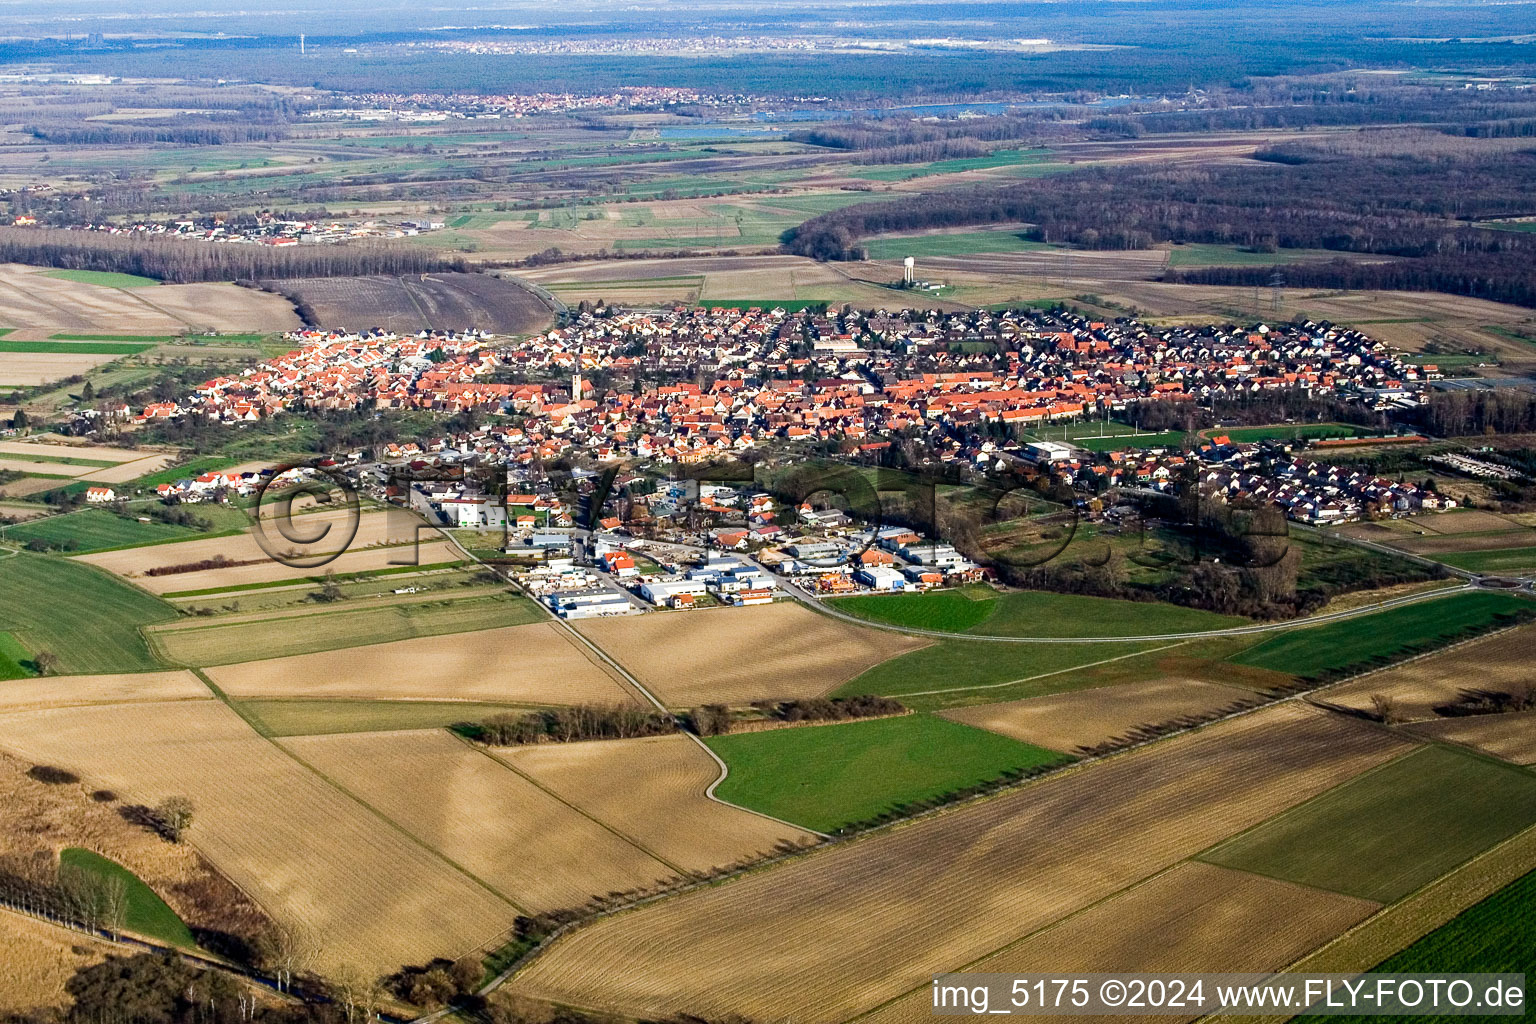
[128,305,1465,611]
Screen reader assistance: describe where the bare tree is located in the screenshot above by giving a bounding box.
[1369,693,1401,725]
[99,874,128,940]
[155,796,195,843]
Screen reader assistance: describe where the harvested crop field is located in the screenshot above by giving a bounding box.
[508,705,1411,1023]
[81,535,457,596]
[0,700,515,973]
[861,862,1380,1024]
[1406,712,1536,765]
[574,602,929,706]
[1320,624,1536,722]
[0,439,157,463]
[148,591,544,666]
[504,735,817,873]
[0,264,297,335]
[77,508,426,581]
[267,272,552,335]
[205,621,636,704]
[0,670,208,712]
[0,352,120,385]
[942,678,1263,754]
[0,912,108,1011]
[282,729,674,910]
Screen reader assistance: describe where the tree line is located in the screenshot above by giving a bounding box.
[462,703,675,745]
[0,226,462,284]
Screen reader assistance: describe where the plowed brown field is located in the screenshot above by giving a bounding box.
[1322,626,1536,722]
[206,621,636,704]
[0,701,516,974]
[862,862,1380,1024]
[1407,712,1536,765]
[282,729,674,911]
[573,602,928,706]
[0,670,209,712]
[508,705,1412,1023]
[942,678,1260,753]
[503,735,816,874]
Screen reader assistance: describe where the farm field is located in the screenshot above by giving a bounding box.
[504,734,815,874]
[941,677,1262,753]
[0,670,208,713]
[4,508,201,552]
[149,591,545,666]
[0,438,176,464]
[235,698,540,737]
[282,729,674,911]
[1334,867,1536,987]
[0,699,517,974]
[0,632,30,679]
[0,913,108,1013]
[0,553,175,674]
[1318,623,1536,722]
[0,265,300,335]
[1407,711,1536,765]
[706,714,1067,832]
[1228,591,1532,678]
[833,637,1273,713]
[0,351,123,386]
[861,228,1056,260]
[509,705,1410,1023]
[834,588,1249,638]
[267,272,552,335]
[76,507,426,583]
[573,602,928,706]
[204,620,632,703]
[1438,545,1536,573]
[1200,745,1536,902]
[84,536,459,596]
[41,269,160,288]
[861,861,1379,1024]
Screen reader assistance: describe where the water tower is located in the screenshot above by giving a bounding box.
[902,256,915,285]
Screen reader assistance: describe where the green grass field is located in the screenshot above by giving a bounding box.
[4,509,200,552]
[1310,869,1536,1024]
[1201,746,1536,902]
[834,638,1160,711]
[0,340,157,355]
[0,553,174,673]
[236,698,541,737]
[835,588,1248,638]
[41,270,160,288]
[48,333,174,343]
[1229,591,1532,678]
[1213,423,1370,443]
[58,848,194,947]
[706,713,1067,832]
[834,588,996,632]
[0,631,33,679]
[1069,431,1189,452]
[149,592,544,666]
[1437,546,1536,574]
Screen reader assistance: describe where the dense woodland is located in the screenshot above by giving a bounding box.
[0,227,460,283]
[786,141,1536,307]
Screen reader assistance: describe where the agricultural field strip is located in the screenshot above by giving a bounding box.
[0,699,519,973]
[502,735,816,876]
[889,639,1189,699]
[1406,712,1536,765]
[0,670,212,713]
[855,861,1380,1024]
[471,738,689,875]
[278,729,677,912]
[507,705,1414,1023]
[786,579,1479,644]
